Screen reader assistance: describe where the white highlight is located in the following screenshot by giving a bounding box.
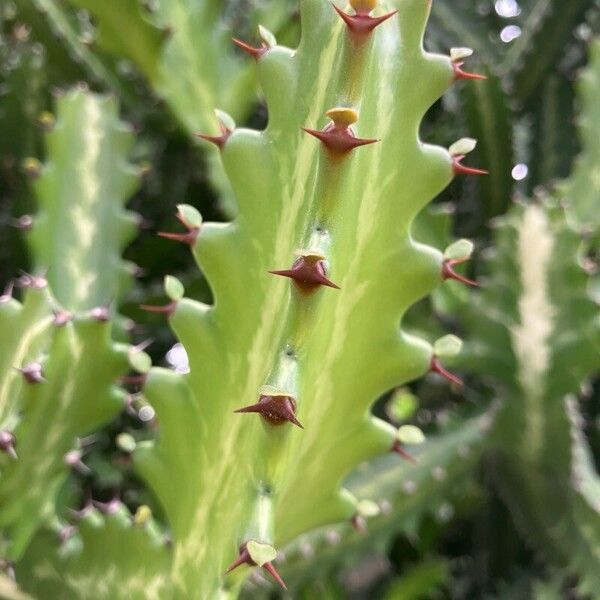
[512,163,528,181]
[500,25,522,43]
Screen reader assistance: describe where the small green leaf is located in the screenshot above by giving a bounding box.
[246,541,277,567]
[386,389,418,422]
[176,204,202,229]
[444,239,474,261]
[164,276,184,302]
[449,137,477,157]
[258,25,277,48]
[357,499,380,518]
[215,109,236,132]
[433,335,463,358]
[397,425,426,445]
[450,47,473,62]
[116,432,136,454]
[133,504,152,526]
[128,350,151,374]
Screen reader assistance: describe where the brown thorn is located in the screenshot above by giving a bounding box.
[139,301,177,316]
[442,258,478,287]
[332,4,397,36]
[263,562,288,590]
[232,37,268,60]
[391,440,417,464]
[234,394,304,428]
[452,155,488,177]
[157,229,199,245]
[453,61,487,81]
[430,356,463,387]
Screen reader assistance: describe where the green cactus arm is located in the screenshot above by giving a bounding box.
[558,40,600,232]
[500,0,593,107]
[455,200,600,587]
[129,0,478,595]
[28,90,139,312]
[246,412,491,592]
[16,507,172,600]
[1,90,142,561]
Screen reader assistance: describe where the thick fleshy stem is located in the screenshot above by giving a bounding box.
[442,258,478,287]
[225,544,287,590]
[234,392,303,429]
[430,357,463,387]
[270,253,339,293]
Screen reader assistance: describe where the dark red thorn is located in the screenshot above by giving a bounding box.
[351,514,367,534]
[270,254,339,293]
[263,562,287,591]
[157,229,199,245]
[391,440,417,464]
[225,545,287,591]
[232,37,268,60]
[442,258,478,287]
[0,431,17,460]
[139,301,177,316]
[53,309,73,327]
[332,4,397,36]
[91,306,110,322]
[430,357,463,387]
[452,155,488,177]
[196,122,232,150]
[18,362,44,384]
[235,393,303,428]
[120,374,147,387]
[453,61,487,81]
[303,127,378,155]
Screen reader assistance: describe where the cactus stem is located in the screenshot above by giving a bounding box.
[139,301,178,316]
[391,440,417,464]
[442,258,478,287]
[429,357,463,386]
[234,392,303,428]
[269,253,339,293]
[225,544,287,590]
[453,61,487,81]
[196,122,232,149]
[232,38,268,60]
[332,4,397,37]
[0,431,18,460]
[452,156,488,177]
[17,362,45,384]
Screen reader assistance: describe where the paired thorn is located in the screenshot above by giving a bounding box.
[18,362,45,384]
[270,252,339,294]
[235,392,303,428]
[442,258,478,287]
[332,3,397,37]
[225,544,287,590]
[391,440,417,464]
[64,450,91,475]
[196,119,232,150]
[430,356,463,387]
[139,301,178,316]
[453,61,487,82]
[452,155,488,177]
[0,431,17,460]
[232,38,268,60]
[158,210,200,245]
